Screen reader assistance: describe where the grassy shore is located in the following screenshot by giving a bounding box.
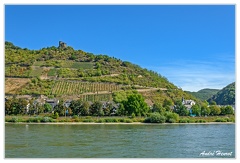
[5,115,235,124]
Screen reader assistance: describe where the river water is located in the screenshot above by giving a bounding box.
[5,123,235,158]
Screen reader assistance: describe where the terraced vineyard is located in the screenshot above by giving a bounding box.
[51,81,122,95]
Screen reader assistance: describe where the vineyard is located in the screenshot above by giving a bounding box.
[51,81,122,95]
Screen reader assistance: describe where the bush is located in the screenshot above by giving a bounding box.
[179,118,190,123]
[164,112,179,123]
[41,117,53,123]
[215,118,227,122]
[10,117,18,123]
[82,119,94,122]
[168,118,176,123]
[124,119,133,123]
[72,115,79,119]
[27,117,41,123]
[51,112,59,119]
[144,113,166,123]
[195,119,206,123]
[118,118,125,122]
[96,119,105,123]
[104,118,118,123]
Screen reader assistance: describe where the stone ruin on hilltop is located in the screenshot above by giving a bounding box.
[58,41,67,49]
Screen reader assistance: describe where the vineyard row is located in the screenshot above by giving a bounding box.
[51,81,122,95]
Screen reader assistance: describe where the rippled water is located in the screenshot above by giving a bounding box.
[5,123,235,158]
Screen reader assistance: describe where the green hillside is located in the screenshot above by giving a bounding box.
[207,82,235,105]
[5,41,199,104]
[186,88,220,101]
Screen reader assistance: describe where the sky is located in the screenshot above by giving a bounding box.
[4,5,235,92]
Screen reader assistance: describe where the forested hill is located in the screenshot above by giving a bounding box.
[186,89,220,101]
[207,82,235,105]
[5,41,199,104]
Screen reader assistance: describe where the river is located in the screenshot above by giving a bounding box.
[5,123,235,158]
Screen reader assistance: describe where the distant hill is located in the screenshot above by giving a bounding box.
[207,82,235,105]
[186,89,220,101]
[5,41,200,105]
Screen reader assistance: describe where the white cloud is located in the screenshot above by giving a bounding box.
[147,57,235,92]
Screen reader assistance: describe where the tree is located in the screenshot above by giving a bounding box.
[220,105,234,115]
[191,104,201,116]
[201,104,210,116]
[209,105,221,116]
[89,101,103,116]
[54,100,65,116]
[163,99,173,111]
[123,93,149,116]
[44,103,52,113]
[116,103,125,116]
[5,98,28,115]
[103,102,113,116]
[174,100,188,116]
[152,103,165,115]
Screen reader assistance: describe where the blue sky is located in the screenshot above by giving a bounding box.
[5,5,235,91]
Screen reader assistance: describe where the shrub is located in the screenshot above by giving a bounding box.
[144,113,166,123]
[51,112,59,119]
[104,118,118,123]
[82,119,94,122]
[164,112,179,123]
[41,117,53,123]
[72,115,79,119]
[96,119,105,123]
[168,118,176,123]
[10,117,18,123]
[179,118,190,123]
[215,118,227,122]
[195,119,206,123]
[118,118,125,122]
[124,119,133,123]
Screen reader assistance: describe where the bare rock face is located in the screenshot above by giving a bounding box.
[58,41,67,49]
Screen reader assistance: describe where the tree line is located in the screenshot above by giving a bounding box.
[5,91,234,117]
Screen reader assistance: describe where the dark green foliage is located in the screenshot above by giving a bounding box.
[69,100,90,116]
[5,98,28,115]
[89,101,103,116]
[207,82,235,105]
[164,112,179,123]
[191,104,201,116]
[122,93,149,116]
[152,103,165,114]
[173,100,188,116]
[201,104,211,116]
[54,100,65,116]
[144,112,166,123]
[220,105,234,115]
[209,105,221,116]
[186,89,220,101]
[43,103,52,113]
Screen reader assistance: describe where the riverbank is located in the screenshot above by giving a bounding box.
[5,115,235,124]
[5,121,235,125]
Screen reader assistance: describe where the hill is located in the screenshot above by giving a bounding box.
[5,41,199,104]
[207,82,235,105]
[186,88,220,101]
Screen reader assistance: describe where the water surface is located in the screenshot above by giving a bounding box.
[5,123,235,158]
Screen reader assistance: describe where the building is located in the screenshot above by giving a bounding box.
[45,99,59,110]
[64,100,72,108]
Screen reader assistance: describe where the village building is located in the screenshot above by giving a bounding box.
[45,99,59,110]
